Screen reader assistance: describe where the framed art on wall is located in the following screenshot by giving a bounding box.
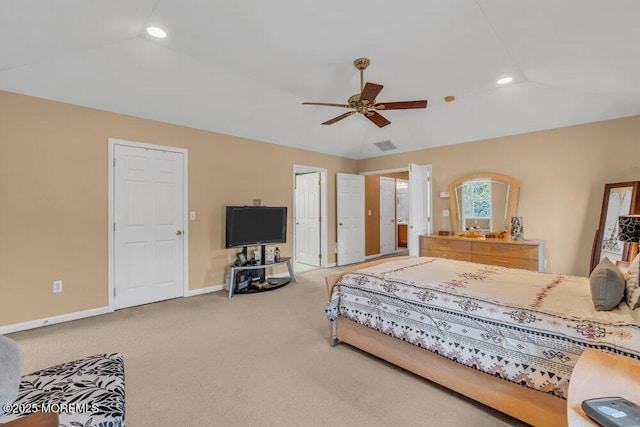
[591,181,640,272]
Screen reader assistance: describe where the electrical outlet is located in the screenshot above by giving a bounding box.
[53,280,63,293]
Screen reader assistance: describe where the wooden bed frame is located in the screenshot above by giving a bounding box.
[325,258,567,426]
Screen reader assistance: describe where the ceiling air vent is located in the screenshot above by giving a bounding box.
[374,140,397,151]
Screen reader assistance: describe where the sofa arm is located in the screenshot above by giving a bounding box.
[0,353,124,427]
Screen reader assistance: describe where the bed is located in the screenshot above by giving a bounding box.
[325,256,640,426]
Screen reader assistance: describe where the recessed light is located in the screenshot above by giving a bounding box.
[497,77,513,85]
[146,26,167,38]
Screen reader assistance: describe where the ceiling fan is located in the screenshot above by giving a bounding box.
[303,58,427,128]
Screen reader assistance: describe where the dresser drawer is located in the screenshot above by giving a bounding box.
[472,241,539,260]
[421,237,472,254]
[423,249,472,262]
[419,235,544,272]
[471,254,539,271]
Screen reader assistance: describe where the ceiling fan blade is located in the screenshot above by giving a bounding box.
[322,111,356,125]
[303,102,350,108]
[365,111,391,128]
[374,100,428,110]
[360,83,384,103]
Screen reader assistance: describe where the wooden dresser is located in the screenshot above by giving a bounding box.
[420,235,545,272]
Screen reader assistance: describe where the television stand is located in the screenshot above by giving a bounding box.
[228,256,297,298]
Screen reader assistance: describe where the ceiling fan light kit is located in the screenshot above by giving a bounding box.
[303,58,427,128]
[146,26,167,38]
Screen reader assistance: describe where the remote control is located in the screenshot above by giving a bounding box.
[582,397,640,427]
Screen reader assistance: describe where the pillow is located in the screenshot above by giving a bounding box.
[0,335,21,414]
[625,253,640,309]
[589,257,626,311]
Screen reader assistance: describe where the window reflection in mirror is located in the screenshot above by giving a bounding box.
[463,181,491,231]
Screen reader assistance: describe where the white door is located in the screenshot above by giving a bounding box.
[295,172,321,266]
[336,173,365,266]
[408,164,432,256]
[114,144,185,309]
[380,177,396,255]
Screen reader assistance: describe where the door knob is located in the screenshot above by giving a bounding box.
[339,222,343,226]
[176,230,183,235]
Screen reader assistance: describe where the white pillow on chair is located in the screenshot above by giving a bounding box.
[0,335,21,414]
[625,254,640,309]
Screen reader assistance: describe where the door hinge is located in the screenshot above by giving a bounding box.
[113,158,116,167]
[113,223,116,232]
[318,216,322,222]
[113,288,116,296]
[318,253,322,259]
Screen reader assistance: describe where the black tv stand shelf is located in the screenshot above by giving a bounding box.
[228,255,297,298]
[235,276,291,294]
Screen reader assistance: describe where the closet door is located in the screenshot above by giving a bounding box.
[336,173,365,266]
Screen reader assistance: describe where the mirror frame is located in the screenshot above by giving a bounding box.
[448,173,520,236]
[590,181,640,273]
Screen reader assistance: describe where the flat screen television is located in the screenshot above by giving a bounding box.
[225,206,287,248]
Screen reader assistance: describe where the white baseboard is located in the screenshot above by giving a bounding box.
[0,307,110,335]
[325,262,336,268]
[366,253,381,260]
[185,284,225,296]
[268,272,291,278]
[1,285,227,335]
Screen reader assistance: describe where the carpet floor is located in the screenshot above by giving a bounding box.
[7,263,528,426]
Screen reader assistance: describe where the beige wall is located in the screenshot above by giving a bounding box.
[2,88,639,328]
[357,115,640,276]
[0,90,357,326]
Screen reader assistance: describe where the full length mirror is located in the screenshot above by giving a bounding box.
[448,173,520,236]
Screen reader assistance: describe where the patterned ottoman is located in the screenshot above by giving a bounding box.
[0,353,125,427]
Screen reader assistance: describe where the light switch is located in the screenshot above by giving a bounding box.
[442,209,450,217]
[368,210,372,216]
[440,191,450,198]
[190,211,196,221]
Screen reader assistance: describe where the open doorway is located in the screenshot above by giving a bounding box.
[396,178,409,250]
[360,164,431,259]
[292,165,328,273]
[364,170,408,258]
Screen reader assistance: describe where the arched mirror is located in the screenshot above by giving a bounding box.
[448,173,520,236]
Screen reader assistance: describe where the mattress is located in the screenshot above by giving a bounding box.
[326,257,640,399]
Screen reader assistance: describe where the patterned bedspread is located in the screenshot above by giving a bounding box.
[326,257,640,399]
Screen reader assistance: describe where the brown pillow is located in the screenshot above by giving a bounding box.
[590,257,625,311]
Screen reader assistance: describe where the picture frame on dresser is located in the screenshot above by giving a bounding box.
[590,181,640,273]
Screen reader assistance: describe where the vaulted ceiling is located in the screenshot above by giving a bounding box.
[1,0,639,159]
